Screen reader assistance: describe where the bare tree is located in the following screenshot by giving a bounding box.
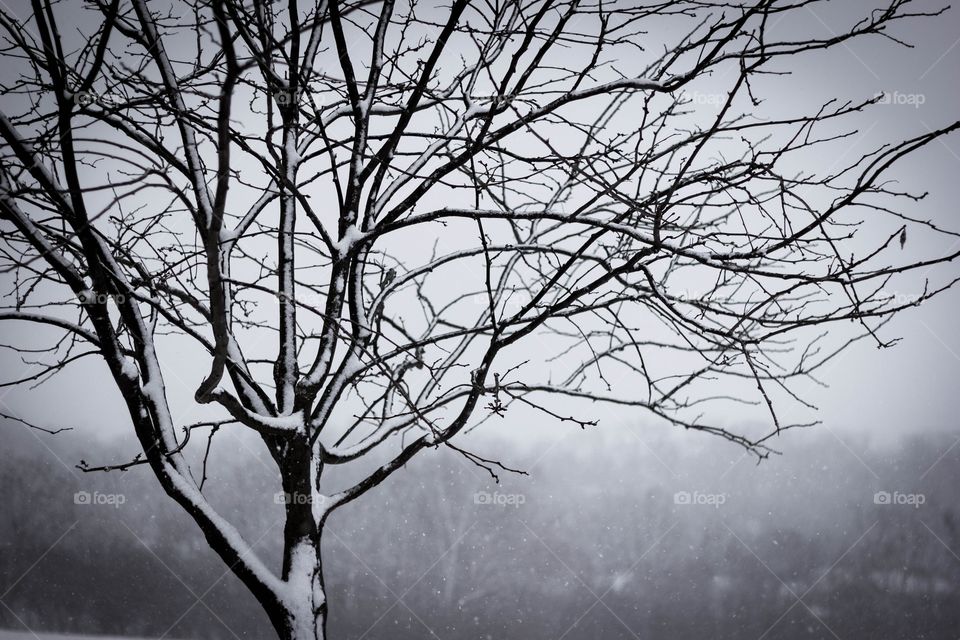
[1,0,958,638]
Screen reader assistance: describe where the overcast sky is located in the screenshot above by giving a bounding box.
[0,0,958,456]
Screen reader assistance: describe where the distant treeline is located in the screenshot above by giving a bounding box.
[1,424,958,640]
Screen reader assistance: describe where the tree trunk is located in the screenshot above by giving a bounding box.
[272,539,328,640]
[270,436,328,640]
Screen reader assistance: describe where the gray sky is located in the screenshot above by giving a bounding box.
[0,0,958,455]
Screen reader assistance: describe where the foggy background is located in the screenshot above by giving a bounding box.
[2,427,959,639]
[2,0,960,638]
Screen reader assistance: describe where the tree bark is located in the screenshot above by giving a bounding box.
[271,539,327,640]
[270,436,328,640]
